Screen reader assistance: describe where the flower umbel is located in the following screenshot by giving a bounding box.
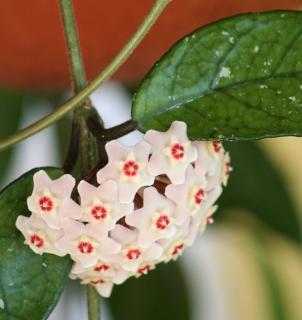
[16,121,231,297]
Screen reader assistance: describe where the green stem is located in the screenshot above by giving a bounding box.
[59,0,87,92]
[0,0,171,152]
[87,286,101,320]
[59,0,93,174]
[59,1,100,319]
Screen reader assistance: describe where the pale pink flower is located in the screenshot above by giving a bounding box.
[193,141,223,177]
[134,263,156,278]
[158,219,190,262]
[16,215,64,256]
[165,166,207,225]
[55,219,121,268]
[81,277,114,298]
[96,141,154,203]
[126,187,176,248]
[208,141,224,158]
[144,121,197,184]
[206,153,230,190]
[70,260,131,285]
[27,170,80,230]
[77,180,133,229]
[187,187,222,245]
[70,260,115,279]
[199,205,219,234]
[221,152,232,186]
[103,224,163,271]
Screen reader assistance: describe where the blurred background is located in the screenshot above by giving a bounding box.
[1,1,302,319]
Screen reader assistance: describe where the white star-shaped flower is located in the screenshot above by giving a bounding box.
[16,215,65,256]
[165,166,208,225]
[134,263,156,278]
[158,219,190,262]
[186,187,222,245]
[97,141,154,203]
[55,219,121,268]
[199,205,219,235]
[221,152,232,186]
[102,224,163,272]
[193,141,222,178]
[81,277,114,298]
[144,121,197,184]
[206,152,230,191]
[70,260,131,285]
[78,180,133,229]
[125,187,176,247]
[27,170,80,230]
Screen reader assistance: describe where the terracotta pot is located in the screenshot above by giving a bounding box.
[0,0,300,90]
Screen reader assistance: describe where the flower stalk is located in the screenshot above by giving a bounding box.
[87,115,137,142]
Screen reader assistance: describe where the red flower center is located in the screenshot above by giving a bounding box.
[171,143,185,160]
[39,196,53,212]
[30,234,44,248]
[126,248,141,260]
[137,265,151,275]
[172,243,185,256]
[91,279,105,285]
[78,242,94,254]
[213,141,222,153]
[91,205,108,221]
[156,215,170,230]
[94,264,110,272]
[123,160,139,177]
[194,188,205,205]
[207,216,214,225]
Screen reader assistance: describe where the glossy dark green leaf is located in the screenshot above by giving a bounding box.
[219,141,301,242]
[0,91,24,184]
[133,11,302,140]
[0,168,71,320]
[108,261,191,320]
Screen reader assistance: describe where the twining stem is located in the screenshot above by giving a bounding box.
[59,0,100,319]
[0,0,171,152]
[59,0,92,174]
[59,0,87,92]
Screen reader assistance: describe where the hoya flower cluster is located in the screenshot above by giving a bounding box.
[16,121,231,297]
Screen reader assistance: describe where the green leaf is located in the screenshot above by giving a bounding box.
[132,11,302,140]
[0,91,24,185]
[219,141,301,242]
[0,168,71,320]
[108,262,191,320]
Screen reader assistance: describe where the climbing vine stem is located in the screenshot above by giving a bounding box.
[0,0,172,152]
[59,0,100,319]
